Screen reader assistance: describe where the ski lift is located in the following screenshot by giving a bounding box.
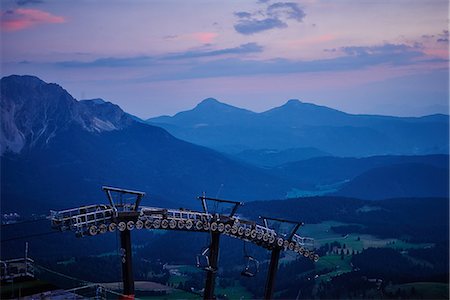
[196,247,216,272]
[240,241,259,277]
[241,255,259,277]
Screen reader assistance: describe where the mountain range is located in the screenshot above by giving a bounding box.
[1,75,448,215]
[0,75,293,214]
[147,98,449,158]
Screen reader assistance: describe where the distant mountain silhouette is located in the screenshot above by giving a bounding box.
[150,98,255,126]
[259,99,350,127]
[273,154,449,187]
[0,76,294,214]
[333,163,449,200]
[147,98,449,157]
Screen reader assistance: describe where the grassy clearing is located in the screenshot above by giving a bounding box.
[315,254,353,281]
[384,239,433,250]
[301,220,353,240]
[300,221,432,252]
[317,254,352,272]
[140,281,252,300]
[287,188,336,198]
[167,275,188,287]
[302,221,435,286]
[216,280,253,299]
[287,181,347,198]
[166,264,203,289]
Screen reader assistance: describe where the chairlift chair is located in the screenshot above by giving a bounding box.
[196,247,216,272]
[241,255,259,277]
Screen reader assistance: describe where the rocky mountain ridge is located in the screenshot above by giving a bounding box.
[0,75,134,154]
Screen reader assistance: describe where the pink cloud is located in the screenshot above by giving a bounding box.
[165,32,219,45]
[1,8,65,32]
[190,32,218,44]
[422,46,449,60]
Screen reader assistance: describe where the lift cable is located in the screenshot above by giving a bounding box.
[34,263,133,298]
[215,183,223,199]
[64,284,125,298]
[1,230,60,243]
[34,263,91,285]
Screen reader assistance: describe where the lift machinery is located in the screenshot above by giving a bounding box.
[50,186,318,299]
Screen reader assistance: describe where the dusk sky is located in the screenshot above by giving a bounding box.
[1,0,449,118]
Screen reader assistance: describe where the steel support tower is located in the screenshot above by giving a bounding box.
[203,232,220,300]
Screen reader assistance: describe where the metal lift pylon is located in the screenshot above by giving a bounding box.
[203,231,220,300]
[260,216,305,300]
[264,247,281,300]
[198,195,244,299]
[120,229,134,298]
[103,186,145,299]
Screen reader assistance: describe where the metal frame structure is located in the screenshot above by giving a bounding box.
[0,257,34,281]
[50,186,318,299]
[260,216,312,299]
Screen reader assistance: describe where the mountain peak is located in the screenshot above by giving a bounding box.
[2,74,45,85]
[272,98,344,114]
[1,75,135,155]
[285,99,303,106]
[148,97,254,127]
[192,98,253,114]
[196,98,224,108]
[260,98,350,127]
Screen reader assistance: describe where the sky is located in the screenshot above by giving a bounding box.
[1,0,449,118]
